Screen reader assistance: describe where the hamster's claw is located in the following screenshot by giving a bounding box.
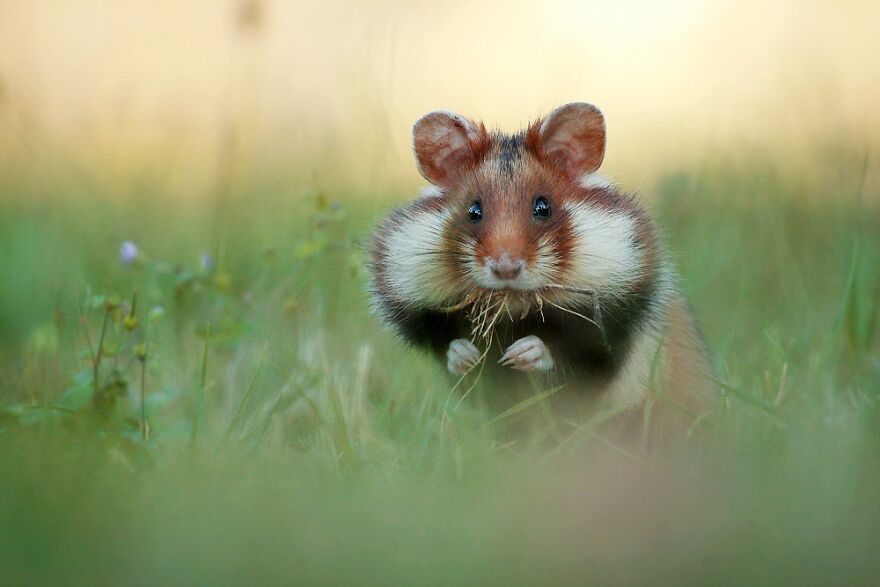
[447,338,481,375]
[499,335,554,372]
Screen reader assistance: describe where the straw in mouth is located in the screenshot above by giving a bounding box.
[440,284,603,346]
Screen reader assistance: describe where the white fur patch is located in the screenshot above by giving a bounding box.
[418,185,444,199]
[578,173,611,190]
[380,208,454,308]
[564,202,643,295]
[472,261,547,292]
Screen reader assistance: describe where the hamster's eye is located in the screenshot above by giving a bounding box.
[533,196,551,219]
[467,201,483,223]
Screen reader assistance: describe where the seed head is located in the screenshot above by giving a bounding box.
[124,315,139,331]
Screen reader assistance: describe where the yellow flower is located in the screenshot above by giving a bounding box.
[124,315,139,331]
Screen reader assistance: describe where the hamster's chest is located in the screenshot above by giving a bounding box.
[453,301,621,381]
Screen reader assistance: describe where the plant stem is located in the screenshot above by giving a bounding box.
[93,311,110,397]
[140,357,148,441]
[190,326,210,453]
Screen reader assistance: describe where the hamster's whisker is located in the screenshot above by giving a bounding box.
[544,298,600,330]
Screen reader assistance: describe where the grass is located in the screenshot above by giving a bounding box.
[1,148,879,585]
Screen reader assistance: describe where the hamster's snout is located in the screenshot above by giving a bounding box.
[487,254,525,281]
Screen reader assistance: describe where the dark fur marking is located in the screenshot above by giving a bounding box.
[493,131,525,177]
[381,301,467,358]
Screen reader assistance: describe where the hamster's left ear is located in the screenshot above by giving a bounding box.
[530,102,606,181]
[413,110,488,187]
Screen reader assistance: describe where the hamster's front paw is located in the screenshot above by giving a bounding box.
[499,336,554,372]
[447,338,481,375]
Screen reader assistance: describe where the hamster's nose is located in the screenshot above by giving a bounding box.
[489,255,525,280]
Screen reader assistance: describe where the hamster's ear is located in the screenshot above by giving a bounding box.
[413,111,488,187]
[532,103,606,180]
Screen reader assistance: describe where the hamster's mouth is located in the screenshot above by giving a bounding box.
[482,285,536,294]
[473,273,544,292]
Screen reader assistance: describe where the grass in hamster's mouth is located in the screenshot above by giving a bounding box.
[442,284,603,343]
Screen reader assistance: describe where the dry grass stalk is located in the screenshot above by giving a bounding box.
[441,284,600,346]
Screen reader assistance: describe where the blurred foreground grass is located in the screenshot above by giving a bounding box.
[1,149,879,585]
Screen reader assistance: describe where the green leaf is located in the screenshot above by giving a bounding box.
[58,369,96,411]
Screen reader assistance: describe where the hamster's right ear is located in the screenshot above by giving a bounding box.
[531,102,606,181]
[413,111,488,187]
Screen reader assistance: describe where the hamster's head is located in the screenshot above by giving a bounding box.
[409,103,648,303]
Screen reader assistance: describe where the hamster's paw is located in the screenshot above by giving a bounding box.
[499,336,554,372]
[447,338,481,375]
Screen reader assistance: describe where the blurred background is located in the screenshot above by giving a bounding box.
[2,0,879,195]
[1,2,879,584]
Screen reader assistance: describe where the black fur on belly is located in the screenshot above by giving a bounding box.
[377,275,659,386]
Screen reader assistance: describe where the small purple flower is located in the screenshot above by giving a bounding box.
[200,253,215,272]
[119,241,139,265]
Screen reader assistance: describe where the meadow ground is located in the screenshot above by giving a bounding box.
[1,148,879,585]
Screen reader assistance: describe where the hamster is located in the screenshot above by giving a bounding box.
[369,103,714,444]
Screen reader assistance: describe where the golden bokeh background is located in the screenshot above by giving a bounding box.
[1,0,878,195]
